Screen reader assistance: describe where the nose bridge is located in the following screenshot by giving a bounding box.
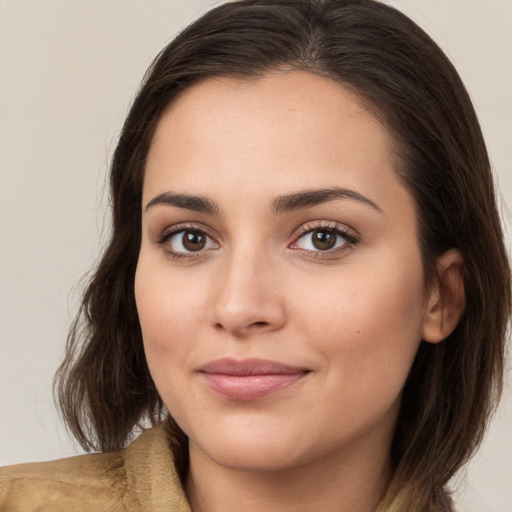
[211,239,285,335]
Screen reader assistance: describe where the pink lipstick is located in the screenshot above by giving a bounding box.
[198,358,309,400]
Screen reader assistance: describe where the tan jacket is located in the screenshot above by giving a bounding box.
[0,424,191,511]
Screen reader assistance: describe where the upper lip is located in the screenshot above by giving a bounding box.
[198,357,309,376]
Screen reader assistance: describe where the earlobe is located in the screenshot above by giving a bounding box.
[422,249,466,344]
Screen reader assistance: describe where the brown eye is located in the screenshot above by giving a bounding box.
[165,228,217,255]
[311,229,337,250]
[292,225,358,254]
[182,230,206,251]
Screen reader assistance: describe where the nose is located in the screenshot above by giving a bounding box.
[210,248,286,337]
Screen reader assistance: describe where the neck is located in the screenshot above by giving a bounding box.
[185,435,392,512]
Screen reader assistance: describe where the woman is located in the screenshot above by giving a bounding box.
[1,1,509,511]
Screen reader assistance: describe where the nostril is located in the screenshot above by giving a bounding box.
[213,320,270,333]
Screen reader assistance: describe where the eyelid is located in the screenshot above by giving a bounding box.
[289,220,360,256]
[153,220,359,260]
[155,222,215,241]
[295,220,359,239]
[155,222,220,258]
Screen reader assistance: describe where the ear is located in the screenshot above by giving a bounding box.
[422,249,466,344]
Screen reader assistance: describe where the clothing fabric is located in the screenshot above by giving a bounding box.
[0,424,191,512]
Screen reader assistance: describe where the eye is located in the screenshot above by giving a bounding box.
[291,224,358,253]
[160,227,218,255]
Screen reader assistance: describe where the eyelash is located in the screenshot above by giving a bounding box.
[291,221,359,259]
[155,223,216,260]
[155,221,359,260]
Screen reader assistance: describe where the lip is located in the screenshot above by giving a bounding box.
[198,358,310,400]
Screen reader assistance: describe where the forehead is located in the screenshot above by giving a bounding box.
[144,71,410,221]
[150,71,386,158]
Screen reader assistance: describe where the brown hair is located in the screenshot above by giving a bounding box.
[55,1,510,510]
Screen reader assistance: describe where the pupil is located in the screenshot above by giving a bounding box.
[312,230,336,250]
[183,231,205,251]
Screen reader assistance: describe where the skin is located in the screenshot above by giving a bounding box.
[135,71,463,512]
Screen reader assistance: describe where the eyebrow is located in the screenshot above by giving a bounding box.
[271,187,382,214]
[144,187,382,215]
[145,192,220,214]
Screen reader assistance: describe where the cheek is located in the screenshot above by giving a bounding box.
[345,273,425,346]
[134,258,207,422]
[134,254,206,369]
[293,255,426,391]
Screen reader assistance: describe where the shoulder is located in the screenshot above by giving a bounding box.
[0,449,126,511]
[0,423,190,512]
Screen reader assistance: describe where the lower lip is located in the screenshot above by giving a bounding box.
[201,373,307,400]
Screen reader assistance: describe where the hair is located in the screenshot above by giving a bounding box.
[55,1,510,510]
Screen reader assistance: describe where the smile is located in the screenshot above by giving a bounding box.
[198,358,310,400]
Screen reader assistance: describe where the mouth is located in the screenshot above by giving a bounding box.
[198,358,311,400]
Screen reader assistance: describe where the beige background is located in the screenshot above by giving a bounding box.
[0,1,510,511]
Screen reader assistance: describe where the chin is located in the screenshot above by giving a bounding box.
[188,425,311,473]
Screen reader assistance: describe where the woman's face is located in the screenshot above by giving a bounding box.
[135,71,430,473]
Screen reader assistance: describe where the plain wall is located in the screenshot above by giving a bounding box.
[1,1,510,511]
